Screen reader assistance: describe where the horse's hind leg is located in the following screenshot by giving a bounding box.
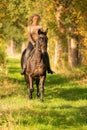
[36,79,40,97]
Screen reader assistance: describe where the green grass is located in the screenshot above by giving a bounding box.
[0,58,87,130]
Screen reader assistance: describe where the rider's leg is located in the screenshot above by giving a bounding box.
[21,42,34,75]
[21,49,30,75]
[45,52,54,74]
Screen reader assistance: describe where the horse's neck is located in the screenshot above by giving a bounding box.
[34,44,41,63]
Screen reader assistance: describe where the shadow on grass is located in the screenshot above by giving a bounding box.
[46,73,83,86]
[1,105,87,129]
[44,74,87,101]
[1,58,87,129]
[45,86,87,101]
[5,58,87,102]
[6,60,25,84]
[6,69,87,101]
[9,68,21,73]
[58,87,87,101]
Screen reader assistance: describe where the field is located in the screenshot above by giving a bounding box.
[0,58,87,130]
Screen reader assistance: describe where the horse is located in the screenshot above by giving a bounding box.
[21,29,48,101]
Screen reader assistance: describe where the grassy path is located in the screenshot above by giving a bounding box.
[0,58,87,130]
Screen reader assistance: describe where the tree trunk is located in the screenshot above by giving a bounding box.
[10,39,15,55]
[54,38,62,70]
[6,38,15,56]
[54,4,67,70]
[68,37,78,68]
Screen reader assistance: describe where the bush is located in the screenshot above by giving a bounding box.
[0,38,6,64]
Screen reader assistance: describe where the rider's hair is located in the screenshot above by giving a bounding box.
[28,14,41,24]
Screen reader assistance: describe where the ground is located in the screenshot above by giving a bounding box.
[0,57,87,130]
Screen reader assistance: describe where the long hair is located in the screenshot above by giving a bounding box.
[28,14,41,24]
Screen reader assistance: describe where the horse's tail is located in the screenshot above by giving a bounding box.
[21,49,26,69]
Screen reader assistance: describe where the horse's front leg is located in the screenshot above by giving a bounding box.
[27,82,32,99]
[40,76,45,102]
[29,75,34,92]
[25,75,32,99]
[36,79,40,97]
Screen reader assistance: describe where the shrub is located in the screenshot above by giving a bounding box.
[0,38,6,64]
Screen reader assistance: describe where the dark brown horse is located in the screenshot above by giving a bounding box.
[21,29,48,101]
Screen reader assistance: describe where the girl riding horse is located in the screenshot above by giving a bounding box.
[21,14,53,75]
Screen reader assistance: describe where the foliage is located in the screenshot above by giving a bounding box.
[0,0,87,66]
[0,38,6,64]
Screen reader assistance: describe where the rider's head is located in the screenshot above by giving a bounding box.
[29,14,41,25]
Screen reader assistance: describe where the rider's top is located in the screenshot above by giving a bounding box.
[28,25,43,45]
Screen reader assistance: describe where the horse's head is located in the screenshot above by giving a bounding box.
[37,29,48,53]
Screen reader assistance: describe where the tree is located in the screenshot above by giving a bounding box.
[0,0,87,69]
[43,0,87,68]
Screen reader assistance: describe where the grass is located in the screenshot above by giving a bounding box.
[0,57,87,130]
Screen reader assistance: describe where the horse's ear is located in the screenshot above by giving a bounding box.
[45,28,48,35]
[38,29,42,35]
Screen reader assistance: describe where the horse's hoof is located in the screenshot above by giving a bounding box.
[48,70,54,74]
[37,94,40,97]
[30,88,34,92]
[40,99,44,102]
[28,95,32,99]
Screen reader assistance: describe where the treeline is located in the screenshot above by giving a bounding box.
[0,0,87,70]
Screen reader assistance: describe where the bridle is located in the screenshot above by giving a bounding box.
[37,34,48,53]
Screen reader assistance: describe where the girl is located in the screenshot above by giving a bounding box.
[21,14,53,75]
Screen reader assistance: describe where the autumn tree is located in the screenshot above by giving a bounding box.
[0,0,87,69]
